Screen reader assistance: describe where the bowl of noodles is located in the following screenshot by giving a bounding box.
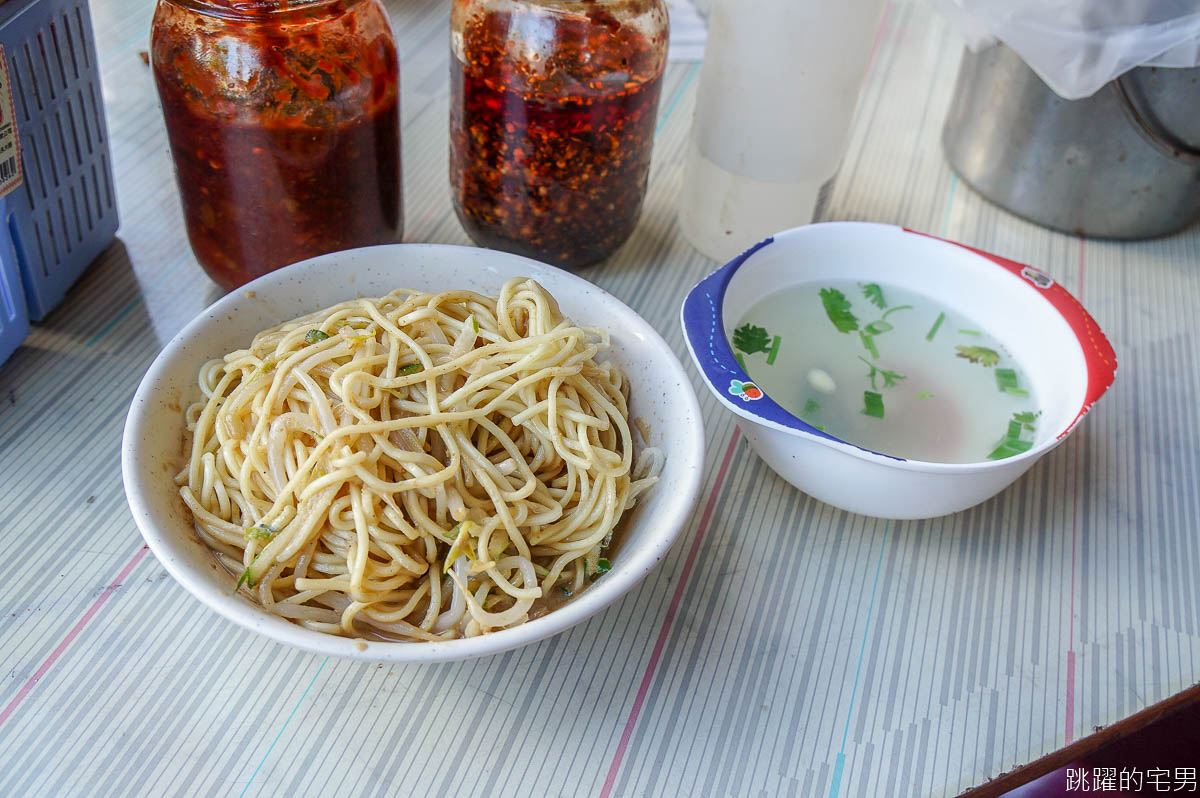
[121,244,704,663]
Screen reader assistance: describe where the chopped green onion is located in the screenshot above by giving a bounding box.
[235,568,255,591]
[917,390,935,400]
[443,521,477,573]
[304,329,330,344]
[959,329,982,336]
[926,312,946,342]
[862,390,885,418]
[561,585,574,598]
[595,558,611,574]
[882,304,913,320]
[259,358,276,374]
[734,352,748,372]
[398,363,423,376]
[860,331,880,359]
[802,398,821,416]
[864,320,893,336]
[989,410,1040,459]
[766,335,782,365]
[471,316,479,333]
[246,524,277,541]
[995,369,1032,396]
[988,439,1034,459]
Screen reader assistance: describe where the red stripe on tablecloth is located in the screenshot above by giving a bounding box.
[0,546,149,729]
[599,428,742,798]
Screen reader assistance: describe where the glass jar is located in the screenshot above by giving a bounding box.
[151,0,403,291]
[449,0,668,269]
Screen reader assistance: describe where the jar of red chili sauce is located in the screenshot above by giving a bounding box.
[151,0,403,291]
[450,0,668,269]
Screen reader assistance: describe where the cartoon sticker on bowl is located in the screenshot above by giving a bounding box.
[1021,266,1054,289]
[728,379,763,401]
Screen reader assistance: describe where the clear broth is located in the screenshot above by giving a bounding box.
[733,280,1040,464]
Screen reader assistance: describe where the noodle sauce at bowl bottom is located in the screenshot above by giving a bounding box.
[121,244,705,663]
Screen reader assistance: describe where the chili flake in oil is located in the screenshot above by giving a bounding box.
[450,3,667,268]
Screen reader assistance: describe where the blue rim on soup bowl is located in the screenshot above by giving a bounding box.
[679,222,1116,519]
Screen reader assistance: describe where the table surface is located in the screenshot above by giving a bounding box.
[3,1,1199,796]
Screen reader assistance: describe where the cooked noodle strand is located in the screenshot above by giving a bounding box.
[178,278,659,640]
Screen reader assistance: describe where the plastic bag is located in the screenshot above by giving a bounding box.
[938,0,1200,99]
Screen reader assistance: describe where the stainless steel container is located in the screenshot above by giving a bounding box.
[942,44,1200,239]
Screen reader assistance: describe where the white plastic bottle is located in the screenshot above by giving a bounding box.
[678,0,887,262]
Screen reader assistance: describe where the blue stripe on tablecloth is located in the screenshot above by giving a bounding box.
[829,521,890,798]
[237,657,329,798]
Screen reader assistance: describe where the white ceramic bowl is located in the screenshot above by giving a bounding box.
[681,222,1116,519]
[122,244,704,663]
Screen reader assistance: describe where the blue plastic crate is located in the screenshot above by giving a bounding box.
[0,0,118,322]
[0,217,28,364]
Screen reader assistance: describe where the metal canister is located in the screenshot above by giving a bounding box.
[942,44,1200,240]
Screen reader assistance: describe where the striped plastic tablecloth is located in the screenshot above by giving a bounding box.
[2,1,1198,796]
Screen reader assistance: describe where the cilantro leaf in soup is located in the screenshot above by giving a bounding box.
[819,288,859,333]
[733,323,773,355]
[860,283,887,309]
[858,357,906,391]
[955,345,1000,367]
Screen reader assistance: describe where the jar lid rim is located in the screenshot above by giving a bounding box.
[164,0,365,20]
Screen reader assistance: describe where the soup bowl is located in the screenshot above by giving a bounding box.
[680,222,1116,519]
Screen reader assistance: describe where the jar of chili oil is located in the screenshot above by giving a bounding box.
[151,0,403,291]
[450,0,668,269]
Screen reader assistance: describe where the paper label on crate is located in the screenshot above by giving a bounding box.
[0,46,23,199]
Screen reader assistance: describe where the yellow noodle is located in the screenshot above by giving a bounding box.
[178,278,658,641]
